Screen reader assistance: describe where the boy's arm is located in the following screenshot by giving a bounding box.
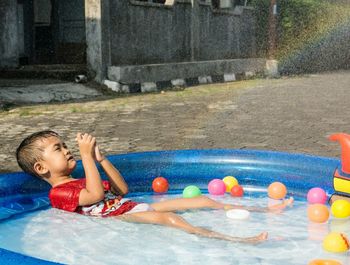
[77,133,105,206]
[95,145,129,196]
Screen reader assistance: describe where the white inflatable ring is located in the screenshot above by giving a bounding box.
[226,209,250,220]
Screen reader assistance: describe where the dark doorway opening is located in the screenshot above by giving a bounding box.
[33,0,55,63]
[21,0,86,65]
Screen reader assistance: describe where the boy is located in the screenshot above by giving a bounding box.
[16,130,293,244]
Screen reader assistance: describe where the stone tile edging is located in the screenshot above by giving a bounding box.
[103,70,270,93]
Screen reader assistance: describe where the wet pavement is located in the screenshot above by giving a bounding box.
[1,70,350,173]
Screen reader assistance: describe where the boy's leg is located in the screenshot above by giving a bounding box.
[150,195,293,213]
[329,194,350,205]
[118,211,268,244]
[241,197,294,212]
[150,196,224,212]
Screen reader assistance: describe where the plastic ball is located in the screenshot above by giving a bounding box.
[230,185,244,197]
[222,176,238,193]
[208,179,226,195]
[323,232,350,253]
[307,187,327,204]
[152,177,169,193]
[182,185,202,198]
[307,204,330,223]
[268,182,287,200]
[308,259,342,265]
[331,199,350,218]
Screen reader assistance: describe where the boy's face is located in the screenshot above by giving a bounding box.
[36,136,77,177]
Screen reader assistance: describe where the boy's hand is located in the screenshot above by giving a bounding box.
[94,144,106,163]
[76,133,96,158]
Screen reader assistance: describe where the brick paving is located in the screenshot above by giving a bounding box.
[1,70,350,173]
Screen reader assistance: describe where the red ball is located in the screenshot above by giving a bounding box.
[230,185,244,197]
[152,177,169,193]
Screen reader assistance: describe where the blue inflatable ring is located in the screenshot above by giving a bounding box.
[0,149,340,264]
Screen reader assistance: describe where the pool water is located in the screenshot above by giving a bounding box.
[0,192,349,265]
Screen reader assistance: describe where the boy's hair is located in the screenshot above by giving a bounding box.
[16,130,60,178]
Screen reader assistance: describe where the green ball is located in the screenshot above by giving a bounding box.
[183,185,202,198]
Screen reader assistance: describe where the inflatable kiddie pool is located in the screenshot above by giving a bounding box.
[1,146,345,264]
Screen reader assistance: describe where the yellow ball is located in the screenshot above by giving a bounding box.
[331,200,350,218]
[323,232,350,253]
[222,176,238,193]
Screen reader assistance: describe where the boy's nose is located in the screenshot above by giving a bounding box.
[64,148,71,155]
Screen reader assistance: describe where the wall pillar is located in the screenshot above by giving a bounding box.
[190,0,200,61]
[0,0,19,68]
[85,0,110,82]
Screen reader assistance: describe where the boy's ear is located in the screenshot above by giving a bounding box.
[33,161,49,176]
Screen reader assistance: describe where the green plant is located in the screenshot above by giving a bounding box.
[249,0,349,59]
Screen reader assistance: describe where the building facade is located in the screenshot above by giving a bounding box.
[1,0,267,86]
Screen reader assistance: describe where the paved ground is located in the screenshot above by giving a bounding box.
[1,70,350,173]
[0,79,102,106]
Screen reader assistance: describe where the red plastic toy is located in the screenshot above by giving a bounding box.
[329,133,350,174]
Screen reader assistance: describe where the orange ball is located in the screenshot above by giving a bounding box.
[308,204,330,223]
[268,182,287,200]
[308,259,342,265]
[152,177,169,193]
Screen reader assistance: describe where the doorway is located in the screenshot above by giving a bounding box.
[33,0,54,63]
[27,0,86,65]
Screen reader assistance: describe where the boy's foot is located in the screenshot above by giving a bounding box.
[269,197,294,210]
[268,197,294,212]
[223,197,294,212]
[241,232,268,244]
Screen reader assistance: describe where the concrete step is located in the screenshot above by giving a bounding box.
[0,64,87,81]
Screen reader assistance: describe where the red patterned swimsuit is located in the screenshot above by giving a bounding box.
[49,178,139,217]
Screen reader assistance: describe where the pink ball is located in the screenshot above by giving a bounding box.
[208,179,226,195]
[307,187,327,204]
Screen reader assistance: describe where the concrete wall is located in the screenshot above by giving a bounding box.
[108,58,266,83]
[108,0,256,66]
[99,0,261,84]
[109,0,192,65]
[0,0,19,68]
[196,5,256,60]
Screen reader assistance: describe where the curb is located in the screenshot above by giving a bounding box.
[103,71,263,93]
